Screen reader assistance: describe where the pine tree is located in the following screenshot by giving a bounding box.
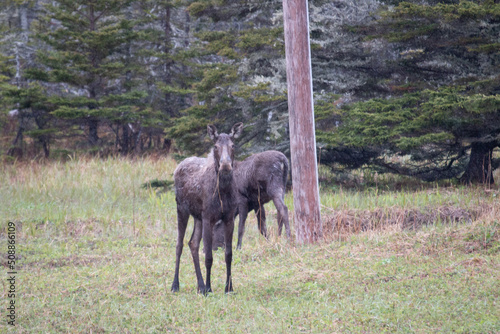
[0,51,15,154]
[167,0,288,155]
[169,0,384,156]
[27,0,152,150]
[134,0,196,154]
[0,0,53,157]
[318,0,500,184]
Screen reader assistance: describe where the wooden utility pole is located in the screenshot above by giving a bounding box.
[283,0,322,243]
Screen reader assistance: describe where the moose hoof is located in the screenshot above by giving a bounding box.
[199,287,212,296]
[225,283,234,294]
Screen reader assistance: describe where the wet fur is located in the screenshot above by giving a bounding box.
[171,124,242,294]
[213,150,291,249]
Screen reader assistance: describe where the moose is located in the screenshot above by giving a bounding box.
[171,122,243,294]
[213,150,291,250]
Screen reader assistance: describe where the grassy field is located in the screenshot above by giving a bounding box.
[1,157,499,333]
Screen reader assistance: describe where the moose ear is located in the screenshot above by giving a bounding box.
[207,124,219,141]
[229,122,244,139]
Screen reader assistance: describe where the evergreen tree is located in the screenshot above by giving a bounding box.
[309,0,382,98]
[27,0,152,151]
[168,0,384,156]
[0,52,15,154]
[2,83,57,157]
[135,0,196,153]
[167,0,288,155]
[0,0,51,157]
[318,0,500,184]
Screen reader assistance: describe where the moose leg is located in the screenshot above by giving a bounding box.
[224,218,234,293]
[171,209,189,292]
[202,219,214,295]
[255,205,267,238]
[273,195,291,238]
[189,218,205,293]
[236,202,249,250]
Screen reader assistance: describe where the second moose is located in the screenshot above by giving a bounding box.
[234,150,291,249]
[213,150,291,250]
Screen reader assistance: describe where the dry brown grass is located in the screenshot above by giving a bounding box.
[321,203,496,240]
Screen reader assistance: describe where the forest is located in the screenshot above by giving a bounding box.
[1,0,499,184]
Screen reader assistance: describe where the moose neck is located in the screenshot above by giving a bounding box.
[216,168,234,192]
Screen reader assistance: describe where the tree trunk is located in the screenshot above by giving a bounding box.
[163,5,173,115]
[122,124,130,154]
[12,123,24,147]
[33,110,50,158]
[19,4,29,32]
[164,138,172,153]
[460,142,496,185]
[88,119,99,146]
[41,138,49,158]
[162,5,179,122]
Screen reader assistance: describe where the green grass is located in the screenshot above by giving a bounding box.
[1,157,499,333]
